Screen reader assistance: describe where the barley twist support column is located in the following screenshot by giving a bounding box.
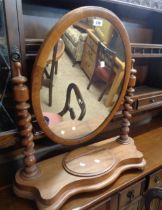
[12,61,39,178]
[117,59,137,144]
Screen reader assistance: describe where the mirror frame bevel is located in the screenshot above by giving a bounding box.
[31,6,132,146]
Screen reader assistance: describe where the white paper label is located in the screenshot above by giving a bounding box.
[100,61,105,68]
[93,19,103,27]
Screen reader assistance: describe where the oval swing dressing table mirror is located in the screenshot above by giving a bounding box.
[39,18,125,142]
[13,6,146,210]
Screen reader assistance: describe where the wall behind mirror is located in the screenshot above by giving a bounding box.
[40,16,125,140]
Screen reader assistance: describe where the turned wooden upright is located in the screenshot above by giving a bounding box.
[118,59,137,144]
[11,52,39,178]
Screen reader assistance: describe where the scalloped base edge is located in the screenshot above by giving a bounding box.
[13,138,146,210]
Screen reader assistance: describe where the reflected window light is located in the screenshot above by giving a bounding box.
[61,130,65,135]
[80,162,86,167]
[72,126,76,131]
[94,159,100,163]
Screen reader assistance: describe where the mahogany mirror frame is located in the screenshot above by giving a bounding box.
[31,6,132,146]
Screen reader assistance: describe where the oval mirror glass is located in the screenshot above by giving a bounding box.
[32,7,131,145]
[40,16,125,140]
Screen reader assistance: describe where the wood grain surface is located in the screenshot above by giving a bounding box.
[14,137,145,210]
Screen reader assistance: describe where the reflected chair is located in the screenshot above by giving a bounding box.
[58,83,86,120]
[42,39,65,106]
[87,41,116,101]
[145,187,162,210]
[43,83,86,128]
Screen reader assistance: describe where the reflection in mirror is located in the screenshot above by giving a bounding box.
[40,17,125,140]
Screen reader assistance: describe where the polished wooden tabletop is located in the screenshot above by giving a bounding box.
[0,118,162,210]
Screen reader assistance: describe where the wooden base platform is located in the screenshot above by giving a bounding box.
[14,137,145,210]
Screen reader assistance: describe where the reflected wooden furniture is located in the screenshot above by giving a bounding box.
[81,30,125,105]
[87,41,116,101]
[42,38,65,106]
[105,57,125,107]
[81,29,99,79]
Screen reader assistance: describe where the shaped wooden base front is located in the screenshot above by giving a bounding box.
[14,137,146,210]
